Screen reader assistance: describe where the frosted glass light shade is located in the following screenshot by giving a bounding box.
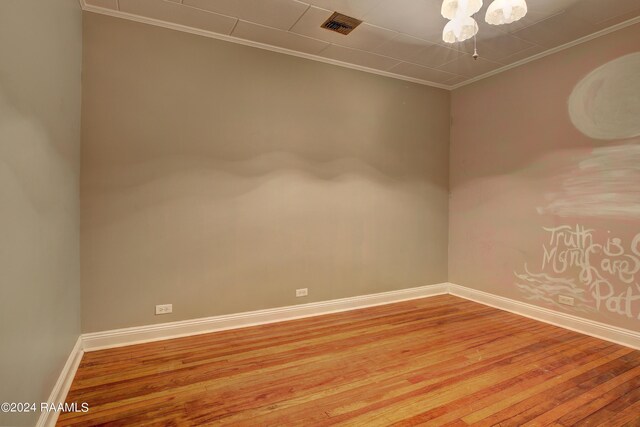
[485,0,527,25]
[442,16,478,43]
[441,0,483,20]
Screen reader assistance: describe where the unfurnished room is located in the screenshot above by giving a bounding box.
[1,0,640,426]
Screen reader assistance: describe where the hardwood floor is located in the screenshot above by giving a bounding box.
[58,295,640,426]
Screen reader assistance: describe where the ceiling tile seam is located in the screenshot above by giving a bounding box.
[322,44,413,71]
[595,8,640,25]
[360,2,388,24]
[388,60,462,81]
[509,10,570,45]
[385,60,403,72]
[476,33,546,56]
[362,31,402,53]
[444,76,463,83]
[358,21,400,36]
[80,5,453,90]
[401,45,464,69]
[427,40,463,53]
[491,11,565,40]
[232,19,332,53]
[348,33,401,54]
[386,62,459,83]
[378,32,405,48]
[171,1,243,24]
[228,18,239,35]
[357,0,384,20]
[384,31,452,50]
[478,46,542,67]
[382,62,401,73]
[287,3,310,32]
[316,43,331,55]
[505,33,550,50]
[435,53,503,75]
[496,45,543,64]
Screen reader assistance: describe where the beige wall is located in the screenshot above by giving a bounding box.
[0,1,82,426]
[450,23,640,330]
[81,13,450,333]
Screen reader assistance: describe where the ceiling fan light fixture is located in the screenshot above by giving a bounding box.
[441,0,483,20]
[442,16,479,43]
[485,0,528,25]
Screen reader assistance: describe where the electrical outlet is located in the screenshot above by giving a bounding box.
[296,288,308,297]
[155,304,173,315]
[558,295,574,306]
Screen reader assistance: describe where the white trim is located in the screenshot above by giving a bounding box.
[40,282,639,421]
[78,1,450,90]
[79,0,640,91]
[36,337,84,427]
[451,16,640,89]
[82,283,449,351]
[82,283,640,352]
[448,283,640,350]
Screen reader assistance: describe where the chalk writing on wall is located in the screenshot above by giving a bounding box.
[515,224,640,319]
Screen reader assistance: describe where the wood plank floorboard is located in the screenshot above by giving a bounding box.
[58,295,640,426]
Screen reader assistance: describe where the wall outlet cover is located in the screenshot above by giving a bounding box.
[155,304,173,315]
[296,288,308,297]
[558,295,575,306]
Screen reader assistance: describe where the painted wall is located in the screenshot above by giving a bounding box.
[81,13,450,333]
[0,1,82,426]
[450,23,640,331]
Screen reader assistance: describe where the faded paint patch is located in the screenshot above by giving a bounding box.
[538,144,640,219]
[568,52,640,141]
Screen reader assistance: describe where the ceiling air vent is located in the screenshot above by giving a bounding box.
[320,12,362,35]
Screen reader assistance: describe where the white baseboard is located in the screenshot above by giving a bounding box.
[449,283,640,350]
[82,283,640,352]
[41,281,639,425]
[36,336,84,427]
[82,283,449,351]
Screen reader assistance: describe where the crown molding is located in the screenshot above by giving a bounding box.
[451,15,640,90]
[79,1,640,91]
[78,0,452,90]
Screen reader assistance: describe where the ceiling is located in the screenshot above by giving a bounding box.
[81,0,640,89]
